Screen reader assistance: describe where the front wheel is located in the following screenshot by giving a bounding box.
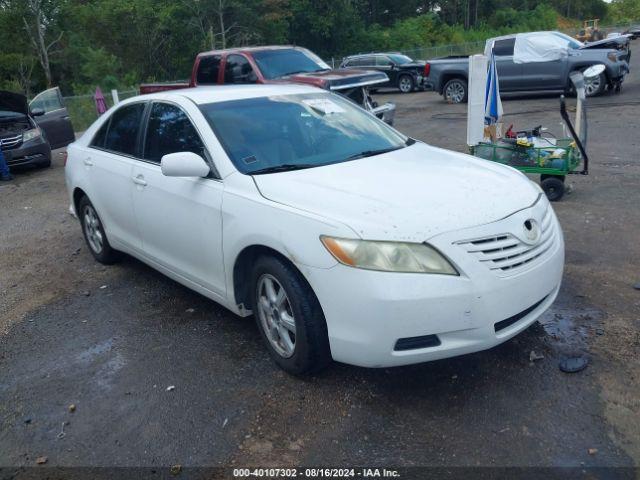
[443,78,468,103]
[398,75,415,93]
[251,255,331,375]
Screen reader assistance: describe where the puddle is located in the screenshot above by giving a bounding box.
[537,301,605,355]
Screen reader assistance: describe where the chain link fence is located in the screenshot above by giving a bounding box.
[63,88,138,132]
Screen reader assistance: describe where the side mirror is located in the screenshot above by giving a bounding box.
[30,108,45,117]
[161,152,210,178]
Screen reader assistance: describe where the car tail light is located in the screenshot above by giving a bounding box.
[62,151,68,166]
[424,63,431,77]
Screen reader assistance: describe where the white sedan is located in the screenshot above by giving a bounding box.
[65,84,564,374]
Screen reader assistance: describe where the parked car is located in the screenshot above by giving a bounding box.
[66,84,564,374]
[0,87,75,169]
[622,25,640,40]
[424,31,630,103]
[140,46,395,124]
[340,53,428,93]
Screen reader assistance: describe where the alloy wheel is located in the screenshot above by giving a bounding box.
[83,205,103,254]
[585,75,602,96]
[399,76,413,93]
[256,274,296,358]
[445,81,465,103]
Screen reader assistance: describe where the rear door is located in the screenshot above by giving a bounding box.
[131,100,225,296]
[29,87,75,149]
[492,39,523,91]
[84,102,146,250]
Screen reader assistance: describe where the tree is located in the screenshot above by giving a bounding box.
[20,0,64,87]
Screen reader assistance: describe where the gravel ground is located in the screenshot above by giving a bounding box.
[1,46,639,476]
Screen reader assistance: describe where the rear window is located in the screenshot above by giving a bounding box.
[196,55,222,85]
[103,103,146,156]
[493,38,515,56]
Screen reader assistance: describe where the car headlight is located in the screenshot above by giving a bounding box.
[22,128,42,142]
[320,236,458,274]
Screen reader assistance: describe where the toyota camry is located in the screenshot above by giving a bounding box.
[65,84,564,374]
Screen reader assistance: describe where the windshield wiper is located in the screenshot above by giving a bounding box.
[344,145,404,161]
[250,164,315,175]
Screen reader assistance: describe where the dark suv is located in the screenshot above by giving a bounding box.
[340,53,428,93]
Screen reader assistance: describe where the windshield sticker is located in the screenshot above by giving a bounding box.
[302,98,345,115]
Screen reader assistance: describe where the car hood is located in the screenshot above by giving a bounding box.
[277,69,389,91]
[253,143,540,242]
[580,36,629,50]
[0,90,28,116]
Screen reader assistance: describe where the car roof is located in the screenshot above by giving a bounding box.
[196,45,302,57]
[128,84,324,106]
[345,52,404,59]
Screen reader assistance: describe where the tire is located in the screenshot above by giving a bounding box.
[567,68,606,97]
[78,196,120,264]
[541,176,565,202]
[584,70,606,97]
[398,74,415,93]
[37,158,51,168]
[251,255,331,375]
[443,78,468,103]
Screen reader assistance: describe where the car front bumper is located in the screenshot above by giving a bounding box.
[2,137,51,168]
[304,198,564,368]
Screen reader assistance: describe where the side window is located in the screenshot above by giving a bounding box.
[104,103,146,156]
[493,39,515,56]
[196,55,221,85]
[143,102,206,164]
[224,55,257,84]
[347,58,362,67]
[376,56,393,66]
[30,88,63,113]
[90,118,110,149]
[361,56,376,67]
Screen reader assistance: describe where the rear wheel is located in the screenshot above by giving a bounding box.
[251,255,331,375]
[78,196,120,264]
[398,75,414,93]
[443,78,468,103]
[541,175,565,202]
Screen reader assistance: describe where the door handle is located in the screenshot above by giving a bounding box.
[132,175,147,186]
[83,158,93,166]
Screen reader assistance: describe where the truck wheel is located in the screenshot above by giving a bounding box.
[541,176,565,202]
[251,255,332,375]
[443,78,468,103]
[398,75,414,93]
[584,71,606,97]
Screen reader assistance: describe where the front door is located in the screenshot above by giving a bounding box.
[132,101,226,296]
[29,87,75,149]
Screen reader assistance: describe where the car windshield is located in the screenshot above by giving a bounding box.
[552,32,583,49]
[252,49,331,79]
[388,54,413,64]
[199,92,409,175]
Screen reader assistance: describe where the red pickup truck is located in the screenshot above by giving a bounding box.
[140,45,395,124]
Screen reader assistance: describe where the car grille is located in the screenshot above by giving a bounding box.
[0,133,23,151]
[457,204,556,275]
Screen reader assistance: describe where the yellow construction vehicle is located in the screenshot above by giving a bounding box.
[576,19,604,42]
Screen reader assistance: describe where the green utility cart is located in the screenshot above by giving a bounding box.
[471,97,589,202]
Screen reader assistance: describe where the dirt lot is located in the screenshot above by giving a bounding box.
[1,49,639,476]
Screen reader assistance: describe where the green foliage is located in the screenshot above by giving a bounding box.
[0,0,625,103]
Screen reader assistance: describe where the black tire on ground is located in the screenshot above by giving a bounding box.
[251,254,332,375]
[443,78,468,103]
[541,176,565,202]
[78,195,120,264]
[398,74,415,93]
[37,158,51,168]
